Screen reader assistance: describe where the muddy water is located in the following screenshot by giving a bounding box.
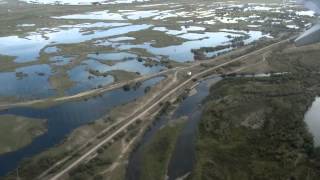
[0,76,164,177]
[304,97,320,147]
[126,76,221,180]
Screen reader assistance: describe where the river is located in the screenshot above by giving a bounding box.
[126,76,221,180]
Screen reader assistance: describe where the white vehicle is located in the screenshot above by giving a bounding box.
[295,0,320,46]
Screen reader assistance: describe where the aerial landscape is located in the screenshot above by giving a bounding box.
[0,0,320,179]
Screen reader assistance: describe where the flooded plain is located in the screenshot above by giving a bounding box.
[0,64,55,99]
[0,0,312,101]
[0,76,164,176]
[0,0,316,177]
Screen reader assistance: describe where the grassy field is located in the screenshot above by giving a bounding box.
[193,75,320,180]
[192,43,320,180]
[0,115,46,155]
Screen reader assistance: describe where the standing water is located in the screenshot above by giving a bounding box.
[0,76,164,177]
[304,97,320,147]
[126,76,221,180]
[166,77,221,180]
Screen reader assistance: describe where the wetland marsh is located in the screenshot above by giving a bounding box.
[0,0,318,179]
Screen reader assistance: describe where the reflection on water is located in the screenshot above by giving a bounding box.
[87,52,137,61]
[49,56,73,66]
[167,77,221,180]
[0,76,164,177]
[0,64,55,99]
[0,20,271,63]
[83,59,164,74]
[118,30,270,62]
[44,46,60,54]
[67,58,164,94]
[304,97,320,147]
[0,14,272,99]
[126,76,221,180]
[67,64,114,95]
[53,10,125,20]
[0,23,148,63]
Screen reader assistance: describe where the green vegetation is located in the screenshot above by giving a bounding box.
[0,55,42,72]
[92,69,140,82]
[140,120,185,180]
[49,71,75,95]
[192,73,320,180]
[192,35,248,60]
[267,44,320,74]
[122,81,142,91]
[0,115,47,155]
[127,29,186,48]
[68,141,120,180]
[2,114,116,179]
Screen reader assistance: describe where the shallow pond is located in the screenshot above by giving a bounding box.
[53,10,126,21]
[49,56,73,66]
[117,30,270,62]
[0,64,55,99]
[83,59,163,74]
[0,9,274,100]
[0,23,148,63]
[0,76,164,177]
[87,52,137,61]
[67,64,114,95]
[67,58,164,94]
[205,47,233,58]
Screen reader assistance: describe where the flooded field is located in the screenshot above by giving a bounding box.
[0,76,164,176]
[0,0,313,101]
[0,0,318,178]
